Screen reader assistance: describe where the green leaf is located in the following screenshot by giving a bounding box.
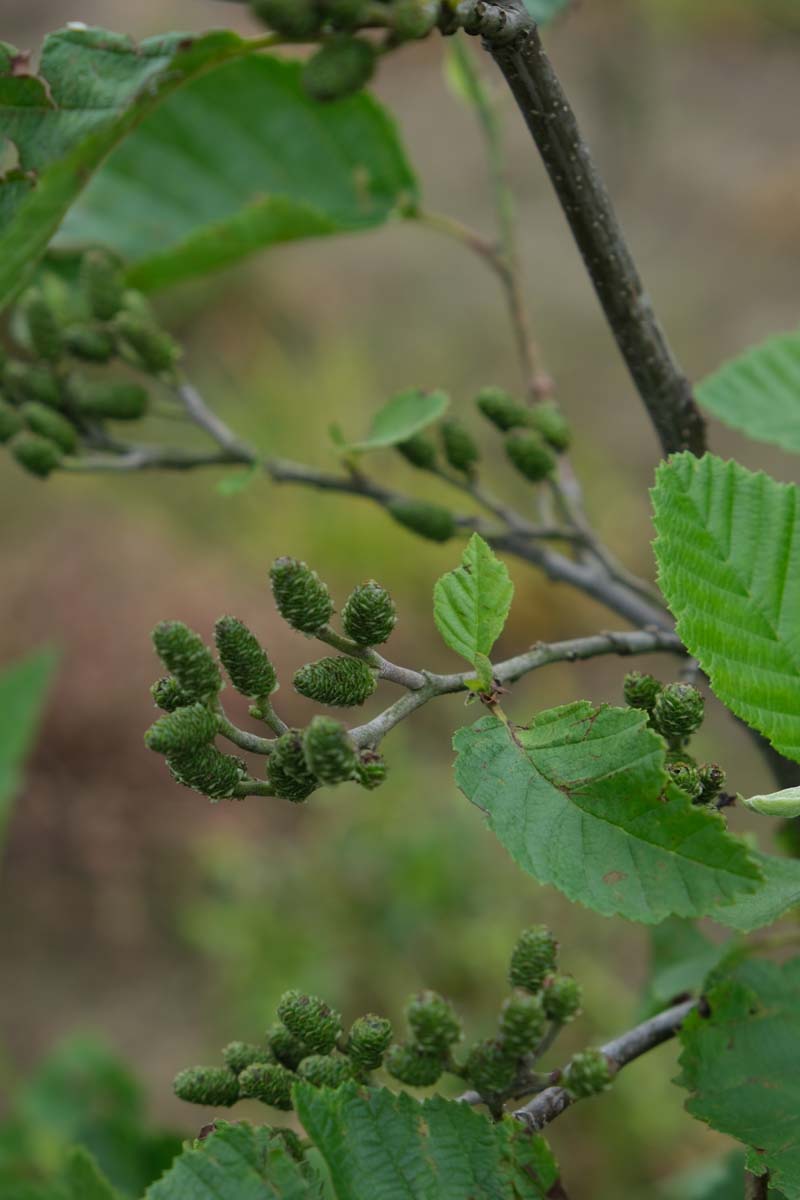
[59,55,418,292]
[0,648,56,847]
[293,1081,559,1199]
[215,463,260,498]
[0,27,253,310]
[677,957,800,1199]
[696,333,800,452]
[452,703,761,923]
[61,1148,118,1200]
[653,453,800,762]
[434,534,514,666]
[349,389,449,452]
[712,850,800,933]
[742,787,800,818]
[146,1121,323,1199]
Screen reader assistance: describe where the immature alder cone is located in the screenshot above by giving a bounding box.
[542,975,582,1024]
[0,400,23,443]
[115,312,180,375]
[406,990,462,1054]
[342,581,397,646]
[222,1040,267,1075]
[390,0,440,39]
[346,1014,393,1071]
[651,682,705,744]
[387,498,456,543]
[267,729,319,801]
[509,926,558,994]
[294,656,377,707]
[302,36,376,102]
[68,377,149,421]
[505,430,556,483]
[151,676,194,712]
[4,362,61,407]
[215,615,276,699]
[173,1065,239,1107]
[564,1048,613,1098]
[251,0,322,37]
[463,1038,516,1095]
[441,418,479,475]
[303,716,357,784]
[384,1043,443,1087]
[667,759,702,801]
[277,990,342,1055]
[530,401,571,452]
[22,290,63,362]
[270,556,334,634]
[297,1053,353,1088]
[397,432,437,469]
[20,402,77,454]
[268,1022,311,1070]
[238,1062,294,1110]
[623,670,663,712]
[698,762,726,805]
[475,386,532,432]
[64,325,116,363]
[353,748,388,790]
[145,702,219,756]
[324,0,371,29]
[10,432,62,478]
[167,745,243,800]
[152,620,222,702]
[81,249,125,321]
[498,989,546,1056]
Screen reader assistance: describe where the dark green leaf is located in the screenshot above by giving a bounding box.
[0,27,251,309]
[58,55,418,292]
[0,648,56,847]
[452,703,761,923]
[712,851,800,933]
[677,958,800,1199]
[653,453,800,762]
[293,1081,559,1199]
[697,333,800,452]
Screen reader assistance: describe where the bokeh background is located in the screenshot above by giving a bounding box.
[2,1,799,1196]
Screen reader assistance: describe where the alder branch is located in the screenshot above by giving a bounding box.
[468,1,706,458]
[513,998,697,1132]
[745,1169,770,1200]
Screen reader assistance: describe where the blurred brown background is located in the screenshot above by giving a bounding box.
[2,1,799,1195]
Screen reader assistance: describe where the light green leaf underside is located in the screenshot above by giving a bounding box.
[453,703,761,924]
[350,388,449,451]
[653,452,800,763]
[712,850,800,933]
[146,1121,323,1199]
[0,27,251,310]
[293,1081,559,1200]
[697,333,800,452]
[0,648,57,847]
[677,958,800,1199]
[59,55,418,292]
[434,534,514,666]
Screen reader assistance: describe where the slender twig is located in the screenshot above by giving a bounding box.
[468,2,705,457]
[349,627,684,749]
[216,715,274,755]
[745,1169,770,1200]
[513,998,696,1132]
[315,625,427,691]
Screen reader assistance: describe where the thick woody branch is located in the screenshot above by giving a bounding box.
[513,998,696,1132]
[470,2,705,458]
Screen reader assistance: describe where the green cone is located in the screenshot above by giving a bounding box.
[463,1038,516,1095]
[397,433,437,469]
[68,377,149,421]
[406,991,461,1055]
[0,399,24,444]
[303,716,357,785]
[21,402,78,454]
[251,0,322,37]
[302,36,375,102]
[267,1022,311,1070]
[294,657,377,707]
[152,621,221,702]
[506,430,556,483]
[65,325,116,363]
[384,1043,443,1087]
[346,1014,393,1072]
[542,975,582,1024]
[530,402,571,452]
[267,729,319,802]
[475,386,532,432]
[215,615,276,699]
[296,1054,353,1088]
[353,749,388,790]
[697,762,726,805]
[167,745,243,800]
[115,311,180,375]
[623,671,663,713]
[173,1065,239,1107]
[145,703,219,756]
[238,1061,294,1110]
[509,926,558,994]
[21,290,63,362]
[498,989,546,1056]
[391,0,439,39]
[277,990,342,1055]
[651,682,704,744]
[151,676,195,713]
[341,581,396,646]
[81,250,125,321]
[4,361,62,408]
[270,557,334,634]
[667,759,702,801]
[564,1048,613,1098]
[10,432,62,478]
[222,1041,268,1075]
[387,498,455,543]
[441,419,479,475]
